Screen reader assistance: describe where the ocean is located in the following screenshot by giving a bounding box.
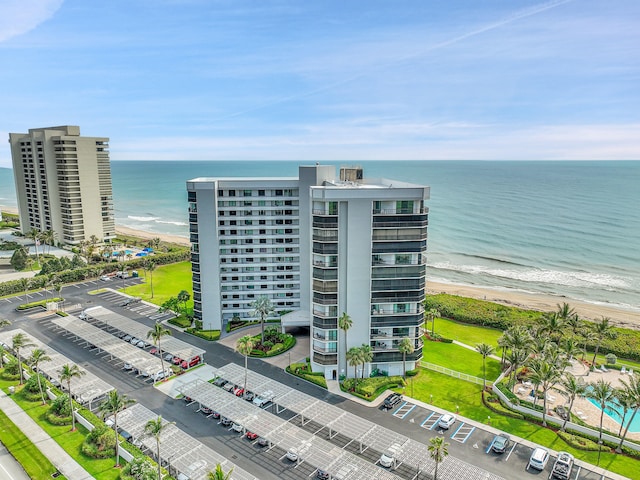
[1,160,639,311]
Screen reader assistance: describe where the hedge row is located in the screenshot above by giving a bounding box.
[425,293,640,362]
[185,329,220,341]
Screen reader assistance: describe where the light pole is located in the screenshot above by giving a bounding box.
[288,351,291,370]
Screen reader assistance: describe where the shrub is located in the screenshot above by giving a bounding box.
[342,376,405,398]
[2,360,20,378]
[121,456,157,480]
[557,431,601,451]
[49,394,71,417]
[23,373,44,394]
[81,424,116,458]
[168,316,192,328]
[185,329,220,341]
[605,353,617,365]
[406,369,419,377]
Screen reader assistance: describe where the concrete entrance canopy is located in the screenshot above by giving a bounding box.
[114,404,258,480]
[178,379,400,480]
[0,328,114,407]
[82,306,205,363]
[51,316,160,377]
[281,309,310,328]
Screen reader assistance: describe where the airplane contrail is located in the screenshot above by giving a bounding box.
[210,0,573,123]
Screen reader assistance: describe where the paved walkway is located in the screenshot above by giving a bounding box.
[0,391,94,480]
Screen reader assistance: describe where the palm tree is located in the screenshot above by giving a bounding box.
[560,337,583,364]
[346,347,361,390]
[539,312,565,344]
[506,348,529,388]
[144,416,174,480]
[579,328,598,361]
[398,338,415,379]
[177,290,191,316]
[499,325,530,368]
[475,343,495,390]
[528,360,561,426]
[428,436,449,480]
[152,237,161,251]
[565,312,582,336]
[99,390,135,467]
[338,312,352,379]
[208,463,233,480]
[0,319,10,330]
[147,322,171,383]
[614,389,634,437]
[425,307,440,336]
[359,344,373,380]
[556,372,588,431]
[616,373,640,452]
[250,296,274,344]
[26,228,41,265]
[236,335,255,395]
[587,379,617,461]
[556,302,576,322]
[28,348,51,404]
[145,260,157,298]
[59,363,86,431]
[590,317,617,369]
[12,332,35,385]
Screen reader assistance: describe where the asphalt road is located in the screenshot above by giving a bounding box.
[0,443,30,480]
[0,278,621,480]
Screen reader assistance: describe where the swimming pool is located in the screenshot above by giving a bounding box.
[587,398,640,433]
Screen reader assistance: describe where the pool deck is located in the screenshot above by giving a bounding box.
[513,360,640,442]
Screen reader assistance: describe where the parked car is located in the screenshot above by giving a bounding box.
[201,407,213,415]
[183,396,193,403]
[152,370,168,381]
[211,411,220,419]
[491,434,511,454]
[528,447,550,471]
[551,452,574,479]
[135,340,146,348]
[379,451,395,468]
[438,414,456,430]
[286,448,299,462]
[180,356,201,369]
[123,335,133,342]
[122,363,134,371]
[246,431,258,440]
[253,390,273,407]
[244,391,255,402]
[222,382,235,392]
[231,423,243,433]
[129,337,140,344]
[172,356,183,365]
[150,348,158,355]
[233,386,245,397]
[316,470,330,480]
[213,377,227,387]
[115,331,126,338]
[99,275,111,281]
[164,353,173,362]
[220,417,232,427]
[383,393,403,410]
[257,437,268,447]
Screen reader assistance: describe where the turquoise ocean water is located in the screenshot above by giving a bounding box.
[2,160,639,311]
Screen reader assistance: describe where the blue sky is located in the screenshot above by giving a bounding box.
[0,0,639,167]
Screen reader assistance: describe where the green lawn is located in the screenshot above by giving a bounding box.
[123,261,193,307]
[0,407,64,480]
[0,379,121,480]
[422,340,502,380]
[398,369,638,478]
[430,317,503,348]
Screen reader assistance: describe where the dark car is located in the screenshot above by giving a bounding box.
[220,417,232,427]
[491,434,511,453]
[383,393,403,410]
[201,407,213,415]
[213,376,227,387]
[316,469,330,479]
[555,405,570,421]
[244,391,255,402]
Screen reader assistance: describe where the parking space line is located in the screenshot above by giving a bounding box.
[505,442,517,461]
[451,424,475,443]
[392,401,407,416]
[486,438,496,454]
[573,466,581,479]
[394,403,416,419]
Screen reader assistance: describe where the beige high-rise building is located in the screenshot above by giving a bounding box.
[9,125,115,245]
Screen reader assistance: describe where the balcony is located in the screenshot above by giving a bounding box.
[313,352,338,366]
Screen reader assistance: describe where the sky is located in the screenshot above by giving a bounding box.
[0,0,639,167]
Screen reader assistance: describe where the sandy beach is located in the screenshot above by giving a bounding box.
[5,203,640,328]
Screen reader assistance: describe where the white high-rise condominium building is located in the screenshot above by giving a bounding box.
[187,164,429,379]
[9,126,115,245]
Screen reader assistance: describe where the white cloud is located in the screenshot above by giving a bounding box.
[0,0,63,43]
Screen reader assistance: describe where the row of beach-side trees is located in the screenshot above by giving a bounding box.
[498,303,640,453]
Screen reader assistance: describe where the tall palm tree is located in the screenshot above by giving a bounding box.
[560,337,583,364]
[580,328,598,361]
[556,372,588,431]
[208,463,233,480]
[59,363,86,431]
[346,347,361,390]
[425,307,440,336]
[616,373,640,452]
[475,343,495,390]
[556,303,576,322]
[26,228,41,265]
[590,317,617,368]
[250,296,274,344]
[236,335,255,395]
[614,389,634,437]
[338,312,352,378]
[177,290,191,316]
[539,312,565,344]
[398,338,414,379]
[12,332,35,385]
[147,322,171,383]
[359,344,373,380]
[565,312,582,337]
[144,416,174,480]
[587,379,617,460]
[28,348,51,404]
[506,348,529,388]
[99,390,135,467]
[428,436,449,480]
[528,360,561,426]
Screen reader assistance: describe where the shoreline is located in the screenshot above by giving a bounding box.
[5,203,640,329]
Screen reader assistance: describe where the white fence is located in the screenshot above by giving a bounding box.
[420,361,486,386]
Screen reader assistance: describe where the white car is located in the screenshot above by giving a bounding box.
[152,370,169,381]
[231,423,243,433]
[379,451,395,468]
[253,390,273,407]
[528,447,549,470]
[286,448,299,462]
[438,414,456,430]
[99,275,111,281]
[122,363,134,371]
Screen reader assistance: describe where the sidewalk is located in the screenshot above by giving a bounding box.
[0,391,94,480]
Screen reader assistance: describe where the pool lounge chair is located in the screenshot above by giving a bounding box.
[621,366,627,374]
[601,365,609,373]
